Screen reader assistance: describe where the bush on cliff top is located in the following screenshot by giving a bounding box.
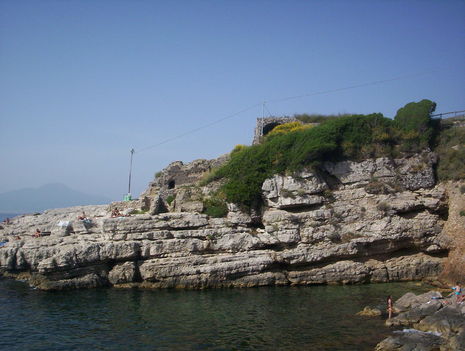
[294,113,349,124]
[265,121,313,141]
[209,100,436,209]
[435,126,465,181]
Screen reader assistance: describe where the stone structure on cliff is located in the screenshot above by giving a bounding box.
[252,116,299,144]
[0,151,451,291]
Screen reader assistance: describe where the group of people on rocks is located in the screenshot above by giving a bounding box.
[30,208,131,238]
[385,282,464,320]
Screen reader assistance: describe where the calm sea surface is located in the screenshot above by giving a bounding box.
[0,213,20,222]
[0,279,430,351]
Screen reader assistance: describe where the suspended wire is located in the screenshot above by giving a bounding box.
[136,102,261,153]
[135,70,434,154]
[263,102,274,117]
[267,71,433,104]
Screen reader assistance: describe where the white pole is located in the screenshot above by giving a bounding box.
[128,148,135,196]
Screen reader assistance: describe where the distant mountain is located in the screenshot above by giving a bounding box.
[0,183,112,213]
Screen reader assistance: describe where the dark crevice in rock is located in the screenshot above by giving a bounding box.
[247,217,265,229]
[433,206,449,221]
[132,261,143,283]
[43,263,111,281]
[315,167,342,191]
[397,209,424,219]
[281,203,324,213]
[254,242,299,252]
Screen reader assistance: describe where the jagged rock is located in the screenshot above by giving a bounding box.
[386,301,443,327]
[394,291,444,313]
[449,327,465,351]
[109,261,137,285]
[323,153,436,191]
[417,306,465,337]
[375,329,444,351]
[262,170,328,209]
[377,291,465,351]
[173,187,204,213]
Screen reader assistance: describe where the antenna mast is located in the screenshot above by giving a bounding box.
[127,148,135,196]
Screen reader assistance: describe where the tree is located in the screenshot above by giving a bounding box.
[394,99,436,148]
[394,99,436,132]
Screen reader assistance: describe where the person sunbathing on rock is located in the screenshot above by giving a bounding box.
[77,212,87,220]
[34,229,41,238]
[111,208,122,218]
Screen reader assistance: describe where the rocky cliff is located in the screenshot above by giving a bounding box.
[0,151,452,290]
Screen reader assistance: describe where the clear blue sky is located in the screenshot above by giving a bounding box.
[1,0,464,201]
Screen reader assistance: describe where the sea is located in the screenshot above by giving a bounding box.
[0,213,20,222]
[0,212,430,350]
[0,279,430,351]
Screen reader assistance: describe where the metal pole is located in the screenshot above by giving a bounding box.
[128,148,135,195]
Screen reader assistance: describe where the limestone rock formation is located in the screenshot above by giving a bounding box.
[0,152,451,291]
[376,291,465,351]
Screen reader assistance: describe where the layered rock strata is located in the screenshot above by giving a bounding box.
[0,153,449,290]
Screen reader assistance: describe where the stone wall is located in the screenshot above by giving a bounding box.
[140,155,229,213]
[252,117,298,144]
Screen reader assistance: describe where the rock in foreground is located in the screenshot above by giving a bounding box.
[376,291,465,351]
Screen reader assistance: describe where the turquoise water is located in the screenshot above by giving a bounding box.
[0,279,430,350]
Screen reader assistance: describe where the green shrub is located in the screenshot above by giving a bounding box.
[203,195,228,218]
[294,113,348,124]
[394,99,436,149]
[460,210,465,217]
[265,121,313,141]
[211,113,403,208]
[166,195,175,205]
[435,126,465,181]
[206,102,439,209]
[231,144,248,155]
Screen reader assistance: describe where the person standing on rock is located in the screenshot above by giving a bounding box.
[34,229,41,238]
[387,295,393,319]
[451,282,462,302]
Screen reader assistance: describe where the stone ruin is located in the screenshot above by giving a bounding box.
[252,116,298,144]
[138,154,230,214]
[130,116,319,213]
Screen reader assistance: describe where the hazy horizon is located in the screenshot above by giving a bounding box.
[0,183,111,213]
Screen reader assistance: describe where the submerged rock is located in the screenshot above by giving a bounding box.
[356,306,382,317]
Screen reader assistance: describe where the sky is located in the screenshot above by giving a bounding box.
[1,0,464,202]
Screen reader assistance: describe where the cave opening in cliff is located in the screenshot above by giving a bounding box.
[262,122,281,136]
[168,180,175,189]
